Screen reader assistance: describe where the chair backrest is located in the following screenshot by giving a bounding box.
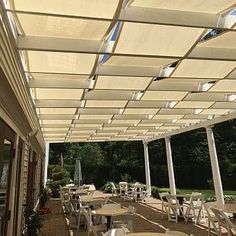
[102,203,121,209]
[165,194,178,205]
[69,199,81,213]
[210,207,228,225]
[81,208,99,236]
[110,182,116,190]
[159,192,169,202]
[103,196,110,205]
[225,214,236,233]
[189,193,204,207]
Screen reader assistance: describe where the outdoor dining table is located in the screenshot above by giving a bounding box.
[91,206,128,230]
[79,195,104,204]
[127,233,166,236]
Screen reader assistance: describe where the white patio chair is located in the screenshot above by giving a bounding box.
[133,183,143,202]
[225,215,236,236]
[110,182,118,196]
[119,182,128,197]
[159,192,170,218]
[69,198,83,231]
[184,193,205,224]
[81,208,107,236]
[204,203,219,236]
[165,195,186,223]
[113,206,136,232]
[59,187,70,213]
[102,227,129,236]
[165,228,194,236]
[210,207,229,236]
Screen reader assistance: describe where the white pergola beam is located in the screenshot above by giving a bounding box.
[18,36,236,62]
[147,112,236,142]
[206,126,225,206]
[8,9,235,30]
[96,65,162,77]
[18,36,103,53]
[29,78,89,89]
[189,46,236,61]
[44,142,49,186]
[35,99,83,108]
[143,141,152,196]
[120,6,221,29]
[165,137,176,195]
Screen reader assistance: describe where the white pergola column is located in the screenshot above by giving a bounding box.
[44,142,50,186]
[143,141,151,196]
[206,126,225,205]
[165,137,176,195]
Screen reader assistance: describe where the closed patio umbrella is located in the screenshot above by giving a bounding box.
[74,158,82,186]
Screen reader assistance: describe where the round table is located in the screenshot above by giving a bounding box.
[127,233,166,236]
[92,207,128,230]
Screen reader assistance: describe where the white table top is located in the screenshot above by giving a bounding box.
[127,233,166,236]
[80,195,104,203]
[91,207,128,216]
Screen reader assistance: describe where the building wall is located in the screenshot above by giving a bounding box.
[0,2,45,235]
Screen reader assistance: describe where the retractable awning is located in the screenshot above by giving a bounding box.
[5,0,236,143]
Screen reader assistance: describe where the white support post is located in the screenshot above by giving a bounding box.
[206,126,225,206]
[165,137,176,195]
[44,142,50,186]
[143,141,151,196]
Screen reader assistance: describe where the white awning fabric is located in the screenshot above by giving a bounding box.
[6,0,236,142]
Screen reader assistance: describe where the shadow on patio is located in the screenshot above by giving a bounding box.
[40,196,228,236]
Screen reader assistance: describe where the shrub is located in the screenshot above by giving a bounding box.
[102,182,115,193]
[206,195,236,203]
[151,186,160,198]
[48,166,70,197]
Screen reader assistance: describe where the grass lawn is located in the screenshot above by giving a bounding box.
[179,189,236,200]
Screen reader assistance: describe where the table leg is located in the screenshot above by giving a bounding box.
[106,216,112,230]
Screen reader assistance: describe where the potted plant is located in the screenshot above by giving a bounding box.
[25,211,42,235]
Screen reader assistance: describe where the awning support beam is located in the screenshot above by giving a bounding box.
[143,141,151,196]
[165,137,176,195]
[206,126,225,206]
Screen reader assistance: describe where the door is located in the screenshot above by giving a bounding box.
[13,138,24,236]
[25,151,37,222]
[0,118,15,236]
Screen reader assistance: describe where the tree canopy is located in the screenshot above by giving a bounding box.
[49,119,236,190]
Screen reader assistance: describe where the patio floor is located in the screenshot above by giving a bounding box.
[39,192,228,236]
